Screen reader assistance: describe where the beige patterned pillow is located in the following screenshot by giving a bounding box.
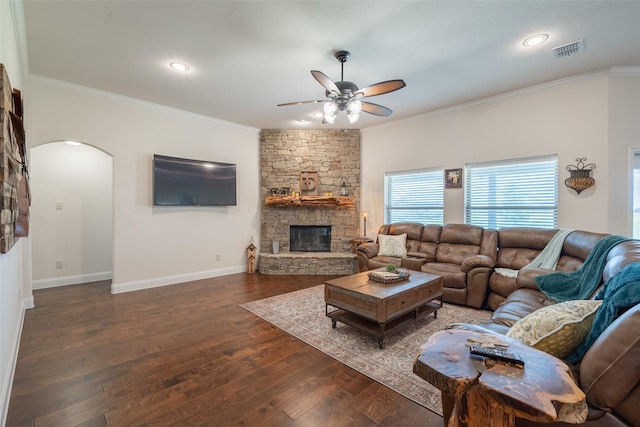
[506,299,602,359]
[378,233,408,257]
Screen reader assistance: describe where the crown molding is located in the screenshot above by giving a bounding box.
[367,67,640,131]
[9,0,29,79]
[608,66,640,76]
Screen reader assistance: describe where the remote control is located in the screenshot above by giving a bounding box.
[470,345,525,367]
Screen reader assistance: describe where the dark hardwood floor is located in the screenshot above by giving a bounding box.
[7,273,443,426]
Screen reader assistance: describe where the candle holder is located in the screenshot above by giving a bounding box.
[565,157,596,194]
[362,211,368,237]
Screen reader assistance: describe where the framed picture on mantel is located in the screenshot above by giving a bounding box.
[445,168,462,189]
[300,171,319,196]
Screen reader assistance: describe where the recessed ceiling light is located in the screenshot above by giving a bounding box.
[313,112,323,119]
[64,140,82,146]
[170,62,190,72]
[523,34,549,47]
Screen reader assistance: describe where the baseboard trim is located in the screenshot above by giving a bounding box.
[22,295,34,310]
[32,271,113,290]
[1,306,25,427]
[110,266,246,294]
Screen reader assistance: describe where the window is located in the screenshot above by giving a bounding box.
[632,151,640,238]
[384,168,444,224]
[465,155,558,229]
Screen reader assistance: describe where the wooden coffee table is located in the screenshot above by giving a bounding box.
[324,269,443,348]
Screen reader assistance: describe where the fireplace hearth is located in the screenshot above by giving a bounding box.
[290,225,331,252]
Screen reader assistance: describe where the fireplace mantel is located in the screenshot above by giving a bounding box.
[265,195,354,207]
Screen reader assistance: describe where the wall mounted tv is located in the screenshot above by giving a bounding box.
[153,154,237,206]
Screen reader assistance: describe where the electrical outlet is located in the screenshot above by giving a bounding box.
[55,260,63,269]
[55,201,63,210]
[216,254,221,261]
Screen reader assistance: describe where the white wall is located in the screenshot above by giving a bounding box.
[607,73,640,235]
[25,77,261,293]
[0,2,30,425]
[361,71,640,237]
[30,142,113,288]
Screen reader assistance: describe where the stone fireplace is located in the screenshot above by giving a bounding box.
[259,129,360,274]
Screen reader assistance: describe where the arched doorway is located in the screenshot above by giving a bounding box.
[30,141,113,289]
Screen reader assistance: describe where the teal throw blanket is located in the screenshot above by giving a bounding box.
[535,235,630,302]
[566,261,640,363]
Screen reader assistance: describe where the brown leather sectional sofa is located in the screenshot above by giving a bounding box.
[356,222,640,427]
[357,222,497,308]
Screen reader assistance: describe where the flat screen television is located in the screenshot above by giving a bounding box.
[153,154,237,206]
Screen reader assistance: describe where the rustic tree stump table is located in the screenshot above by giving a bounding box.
[413,329,587,427]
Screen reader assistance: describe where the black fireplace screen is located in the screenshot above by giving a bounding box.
[290,225,331,252]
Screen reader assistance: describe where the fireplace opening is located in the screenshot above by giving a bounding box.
[290,225,331,252]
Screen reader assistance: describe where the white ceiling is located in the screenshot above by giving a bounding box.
[20,1,640,130]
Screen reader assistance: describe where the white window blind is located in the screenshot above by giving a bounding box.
[465,155,558,229]
[384,168,444,224]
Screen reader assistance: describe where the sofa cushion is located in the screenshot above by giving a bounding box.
[416,224,441,259]
[421,262,466,289]
[378,233,407,257]
[491,289,557,328]
[386,222,424,254]
[506,299,603,359]
[434,224,485,264]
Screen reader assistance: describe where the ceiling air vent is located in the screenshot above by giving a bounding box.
[553,39,584,58]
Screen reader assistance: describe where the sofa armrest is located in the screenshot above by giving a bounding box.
[356,242,379,272]
[461,254,495,273]
[406,251,428,259]
[517,266,554,290]
[580,305,640,424]
[402,257,428,271]
[357,242,379,258]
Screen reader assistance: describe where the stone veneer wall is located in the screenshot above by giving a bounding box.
[260,129,360,255]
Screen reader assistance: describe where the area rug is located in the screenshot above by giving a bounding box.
[240,285,492,414]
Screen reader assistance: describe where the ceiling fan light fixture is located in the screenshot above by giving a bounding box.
[324,112,337,124]
[346,99,362,123]
[324,100,338,115]
[347,111,360,124]
[277,49,405,124]
[348,99,362,114]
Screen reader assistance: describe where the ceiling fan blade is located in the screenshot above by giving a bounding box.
[277,100,323,107]
[356,79,406,98]
[361,101,393,117]
[311,70,341,95]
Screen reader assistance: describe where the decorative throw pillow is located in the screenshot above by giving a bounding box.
[378,233,408,258]
[506,299,603,359]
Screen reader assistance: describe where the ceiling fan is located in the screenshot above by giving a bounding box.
[277,50,406,124]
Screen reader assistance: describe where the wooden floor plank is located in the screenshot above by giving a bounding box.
[8,273,442,426]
